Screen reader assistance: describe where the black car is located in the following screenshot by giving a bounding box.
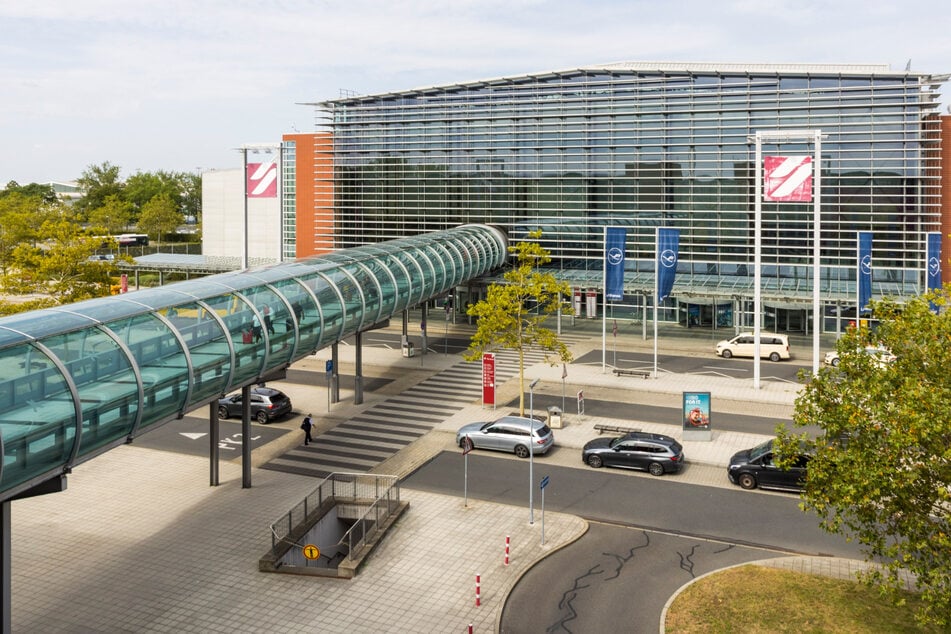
[582,431,685,476]
[217,386,293,424]
[727,438,810,491]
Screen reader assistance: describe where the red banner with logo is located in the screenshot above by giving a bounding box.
[482,353,495,406]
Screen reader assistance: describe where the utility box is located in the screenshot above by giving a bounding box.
[402,341,415,358]
[547,406,563,429]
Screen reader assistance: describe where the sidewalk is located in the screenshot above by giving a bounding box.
[9,324,855,633]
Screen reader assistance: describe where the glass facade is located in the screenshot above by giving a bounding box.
[0,225,506,501]
[282,140,297,261]
[315,62,946,316]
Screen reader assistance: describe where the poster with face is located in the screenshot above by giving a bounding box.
[683,392,711,430]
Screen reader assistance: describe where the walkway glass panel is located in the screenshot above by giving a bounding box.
[0,224,506,501]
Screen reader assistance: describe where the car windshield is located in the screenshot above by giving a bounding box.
[608,436,624,448]
[749,439,774,461]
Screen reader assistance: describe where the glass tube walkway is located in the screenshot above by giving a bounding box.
[0,224,507,503]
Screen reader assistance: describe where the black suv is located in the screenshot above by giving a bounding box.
[727,438,810,491]
[582,431,685,476]
[217,387,293,424]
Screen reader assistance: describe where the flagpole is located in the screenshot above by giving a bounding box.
[653,227,659,379]
[601,226,607,373]
[856,230,861,334]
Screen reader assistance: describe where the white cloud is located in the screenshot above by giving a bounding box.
[0,0,948,183]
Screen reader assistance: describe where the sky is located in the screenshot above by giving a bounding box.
[2,0,949,185]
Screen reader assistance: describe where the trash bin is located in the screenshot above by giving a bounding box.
[402,342,415,358]
[547,406,563,429]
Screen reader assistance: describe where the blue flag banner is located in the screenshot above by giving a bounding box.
[604,227,626,302]
[927,232,942,293]
[858,231,873,312]
[656,228,680,301]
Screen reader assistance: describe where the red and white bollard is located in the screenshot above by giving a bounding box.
[475,574,481,607]
[468,625,473,634]
[504,535,510,566]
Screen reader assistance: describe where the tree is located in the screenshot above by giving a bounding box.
[87,194,135,235]
[463,232,573,416]
[2,213,115,304]
[775,289,951,627]
[136,193,182,243]
[75,162,124,217]
[1,181,57,204]
[0,192,61,274]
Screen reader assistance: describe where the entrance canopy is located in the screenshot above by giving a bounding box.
[0,224,507,502]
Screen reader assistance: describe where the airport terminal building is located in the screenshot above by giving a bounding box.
[284,62,950,333]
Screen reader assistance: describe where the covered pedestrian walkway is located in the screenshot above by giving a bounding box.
[0,224,507,504]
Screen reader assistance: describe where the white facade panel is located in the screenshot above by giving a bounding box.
[202,168,282,266]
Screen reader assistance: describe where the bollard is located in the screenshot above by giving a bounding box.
[468,625,473,634]
[504,535,510,566]
[475,574,481,607]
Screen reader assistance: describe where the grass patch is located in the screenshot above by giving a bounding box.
[665,565,941,633]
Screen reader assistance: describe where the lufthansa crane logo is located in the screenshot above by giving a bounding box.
[860,254,872,275]
[607,247,624,266]
[929,256,940,276]
[660,249,677,268]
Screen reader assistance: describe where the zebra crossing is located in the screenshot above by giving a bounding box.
[262,346,565,479]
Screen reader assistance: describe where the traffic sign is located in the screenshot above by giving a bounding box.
[461,435,474,455]
[302,544,320,561]
[540,475,550,490]
[325,359,333,373]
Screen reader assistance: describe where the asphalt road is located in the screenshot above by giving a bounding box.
[501,522,774,634]
[403,451,862,632]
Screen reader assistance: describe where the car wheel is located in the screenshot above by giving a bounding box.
[217,406,229,420]
[648,462,665,476]
[255,411,269,424]
[769,352,781,362]
[721,349,732,359]
[587,455,603,468]
[738,473,757,490]
[514,445,530,459]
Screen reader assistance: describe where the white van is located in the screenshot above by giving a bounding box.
[715,333,790,361]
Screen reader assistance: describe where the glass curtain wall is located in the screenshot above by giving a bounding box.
[317,63,945,311]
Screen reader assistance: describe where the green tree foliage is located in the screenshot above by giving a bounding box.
[0,192,61,274]
[464,232,573,415]
[776,289,951,627]
[87,194,135,235]
[1,181,57,204]
[75,162,124,217]
[137,193,183,243]
[2,213,115,304]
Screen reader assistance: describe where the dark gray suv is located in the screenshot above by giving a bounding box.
[217,387,293,424]
[582,431,685,476]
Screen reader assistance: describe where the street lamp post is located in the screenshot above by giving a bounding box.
[529,378,539,525]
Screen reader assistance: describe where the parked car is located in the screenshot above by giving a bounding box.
[217,386,293,423]
[727,438,810,491]
[582,431,684,476]
[715,332,790,361]
[823,346,895,368]
[455,416,554,458]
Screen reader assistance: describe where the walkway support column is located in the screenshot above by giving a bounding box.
[209,401,220,487]
[331,343,340,403]
[354,331,364,405]
[241,384,251,488]
[2,500,10,634]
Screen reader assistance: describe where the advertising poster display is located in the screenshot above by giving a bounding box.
[682,391,712,441]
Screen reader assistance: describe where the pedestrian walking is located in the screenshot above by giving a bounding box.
[300,414,313,445]
[263,304,274,334]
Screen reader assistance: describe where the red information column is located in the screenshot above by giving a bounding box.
[482,353,496,407]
